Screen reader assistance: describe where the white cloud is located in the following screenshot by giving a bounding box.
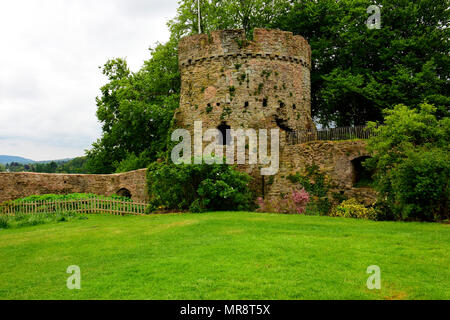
[0,0,179,161]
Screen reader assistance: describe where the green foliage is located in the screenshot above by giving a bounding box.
[228,86,236,97]
[274,0,449,126]
[330,199,377,220]
[0,164,5,172]
[261,70,272,79]
[168,0,290,37]
[0,211,85,229]
[0,194,139,217]
[257,83,264,95]
[115,151,152,173]
[188,199,204,213]
[256,188,310,214]
[287,165,335,215]
[84,0,449,179]
[147,160,253,212]
[3,157,89,174]
[57,157,89,173]
[0,215,8,229]
[220,106,232,120]
[288,165,329,198]
[11,193,131,203]
[86,38,180,174]
[366,103,450,221]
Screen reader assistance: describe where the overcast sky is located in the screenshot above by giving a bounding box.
[0,0,179,161]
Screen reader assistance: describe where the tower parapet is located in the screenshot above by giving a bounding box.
[176,28,315,138]
[179,29,311,70]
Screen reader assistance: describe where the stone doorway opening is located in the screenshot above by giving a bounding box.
[116,188,132,199]
[351,156,374,187]
[217,122,231,145]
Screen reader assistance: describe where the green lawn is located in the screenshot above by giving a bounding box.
[0,212,448,300]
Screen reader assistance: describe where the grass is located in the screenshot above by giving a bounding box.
[0,212,448,300]
[0,211,85,229]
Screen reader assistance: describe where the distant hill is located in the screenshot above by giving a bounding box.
[0,155,35,165]
[35,158,73,164]
[0,155,74,165]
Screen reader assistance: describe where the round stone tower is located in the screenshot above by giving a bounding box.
[175,28,316,137]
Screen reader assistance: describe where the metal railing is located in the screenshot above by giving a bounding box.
[286,125,374,145]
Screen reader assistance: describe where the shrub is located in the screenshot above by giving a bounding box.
[257,188,310,214]
[147,159,253,212]
[0,215,8,229]
[189,199,204,213]
[367,103,450,221]
[287,165,336,215]
[115,151,152,173]
[14,193,131,202]
[330,199,377,220]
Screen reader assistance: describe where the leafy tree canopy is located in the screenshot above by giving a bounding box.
[168,0,290,37]
[366,103,449,221]
[86,0,449,173]
[86,38,180,173]
[274,0,449,126]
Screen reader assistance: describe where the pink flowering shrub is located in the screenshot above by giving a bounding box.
[257,188,310,214]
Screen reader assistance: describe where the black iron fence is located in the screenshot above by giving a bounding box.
[286,125,374,145]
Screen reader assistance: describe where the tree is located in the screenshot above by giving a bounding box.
[274,0,449,126]
[85,38,180,174]
[0,164,5,172]
[57,157,88,174]
[169,0,291,37]
[147,159,253,212]
[86,0,449,174]
[366,103,449,221]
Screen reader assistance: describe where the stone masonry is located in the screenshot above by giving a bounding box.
[0,169,148,203]
[176,29,375,203]
[270,140,377,205]
[0,29,376,205]
[176,28,315,139]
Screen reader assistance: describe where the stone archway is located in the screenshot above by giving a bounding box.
[116,188,132,199]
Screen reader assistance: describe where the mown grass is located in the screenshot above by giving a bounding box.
[0,212,448,300]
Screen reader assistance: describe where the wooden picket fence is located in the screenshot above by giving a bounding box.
[286,125,375,145]
[0,196,150,216]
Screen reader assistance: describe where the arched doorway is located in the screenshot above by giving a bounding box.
[351,156,374,187]
[116,188,132,199]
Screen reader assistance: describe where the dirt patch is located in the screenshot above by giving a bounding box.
[384,291,408,300]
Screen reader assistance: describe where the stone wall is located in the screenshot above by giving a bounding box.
[176,29,376,205]
[0,142,375,205]
[0,29,377,208]
[0,169,148,203]
[267,140,377,205]
[176,28,315,139]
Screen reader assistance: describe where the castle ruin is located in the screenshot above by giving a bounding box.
[176,29,315,137]
[175,29,375,203]
[0,29,376,205]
